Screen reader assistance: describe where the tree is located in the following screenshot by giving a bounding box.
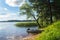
[29,0,60,26]
[19,0,60,27]
[47,0,53,23]
[20,2,41,27]
[29,0,52,27]
[20,0,53,27]
[53,0,60,20]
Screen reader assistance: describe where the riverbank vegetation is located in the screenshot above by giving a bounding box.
[19,0,60,28]
[36,21,60,40]
[18,0,60,40]
[15,22,37,27]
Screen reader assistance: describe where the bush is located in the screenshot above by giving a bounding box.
[36,21,60,40]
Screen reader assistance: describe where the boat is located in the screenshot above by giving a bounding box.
[27,28,44,34]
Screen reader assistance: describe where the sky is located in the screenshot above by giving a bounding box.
[0,0,27,21]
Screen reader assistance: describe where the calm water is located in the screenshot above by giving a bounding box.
[0,22,37,40]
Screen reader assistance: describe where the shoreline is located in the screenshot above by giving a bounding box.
[6,34,38,40]
[22,33,38,40]
[15,22,37,27]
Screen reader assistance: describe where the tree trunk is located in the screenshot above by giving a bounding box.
[48,0,53,23]
[31,13,41,27]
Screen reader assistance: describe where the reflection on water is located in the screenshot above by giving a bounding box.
[0,22,37,40]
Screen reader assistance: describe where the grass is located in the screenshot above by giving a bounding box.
[35,21,60,40]
[15,22,38,27]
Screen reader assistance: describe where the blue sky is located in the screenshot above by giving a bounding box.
[0,0,27,21]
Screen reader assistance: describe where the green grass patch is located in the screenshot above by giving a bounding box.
[15,22,38,27]
[36,21,60,40]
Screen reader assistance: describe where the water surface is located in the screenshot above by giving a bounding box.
[0,22,37,40]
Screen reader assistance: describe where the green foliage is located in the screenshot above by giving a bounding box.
[19,0,60,28]
[20,2,34,19]
[20,2,41,27]
[36,21,60,40]
[15,22,37,27]
[53,0,60,19]
[29,0,53,27]
[29,0,60,27]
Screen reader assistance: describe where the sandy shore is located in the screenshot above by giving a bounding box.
[22,34,38,40]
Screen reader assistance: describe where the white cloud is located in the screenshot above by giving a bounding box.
[0,7,8,12]
[0,13,26,21]
[4,8,8,11]
[0,7,26,21]
[5,0,25,7]
[0,7,9,15]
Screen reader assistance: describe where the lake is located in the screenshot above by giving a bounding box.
[0,22,37,40]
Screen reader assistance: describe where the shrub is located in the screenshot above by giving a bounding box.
[36,21,60,40]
